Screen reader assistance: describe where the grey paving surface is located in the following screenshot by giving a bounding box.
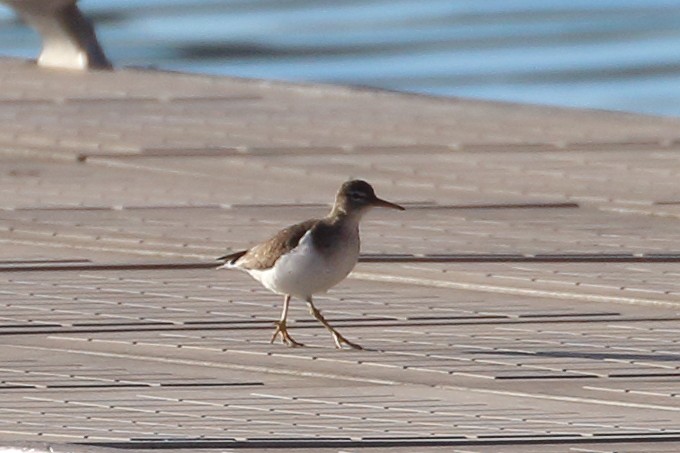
[0,58,680,452]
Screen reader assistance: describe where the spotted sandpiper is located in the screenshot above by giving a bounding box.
[218,180,404,349]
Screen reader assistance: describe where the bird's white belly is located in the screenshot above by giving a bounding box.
[248,230,359,299]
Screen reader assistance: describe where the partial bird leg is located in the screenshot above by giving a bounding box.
[306,297,363,350]
[271,294,304,347]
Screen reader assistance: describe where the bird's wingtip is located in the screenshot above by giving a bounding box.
[216,250,248,268]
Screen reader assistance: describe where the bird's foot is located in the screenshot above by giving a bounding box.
[270,320,304,347]
[331,330,363,350]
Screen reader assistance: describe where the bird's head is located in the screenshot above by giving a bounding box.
[333,179,404,217]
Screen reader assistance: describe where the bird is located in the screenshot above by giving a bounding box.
[217,180,404,349]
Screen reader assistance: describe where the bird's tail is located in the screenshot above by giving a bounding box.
[216,250,247,269]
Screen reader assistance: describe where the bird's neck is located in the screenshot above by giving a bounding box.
[328,206,364,229]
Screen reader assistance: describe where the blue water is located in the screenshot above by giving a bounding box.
[2,0,680,116]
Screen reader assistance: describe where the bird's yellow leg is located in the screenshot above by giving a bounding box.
[271,294,304,347]
[306,297,363,350]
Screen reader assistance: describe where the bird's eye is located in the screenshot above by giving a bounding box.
[350,191,364,200]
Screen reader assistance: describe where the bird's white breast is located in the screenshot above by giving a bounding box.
[247,227,359,299]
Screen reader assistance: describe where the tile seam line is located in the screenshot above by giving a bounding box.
[0,237,210,259]
[350,272,680,309]
[4,343,397,387]
[74,140,680,164]
[7,344,679,414]
[0,140,668,166]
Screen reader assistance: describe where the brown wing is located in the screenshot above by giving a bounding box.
[229,219,318,270]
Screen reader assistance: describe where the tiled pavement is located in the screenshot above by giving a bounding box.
[0,58,680,451]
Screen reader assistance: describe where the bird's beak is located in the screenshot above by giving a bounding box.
[372,197,405,211]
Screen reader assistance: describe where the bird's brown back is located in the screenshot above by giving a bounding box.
[230,219,319,270]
